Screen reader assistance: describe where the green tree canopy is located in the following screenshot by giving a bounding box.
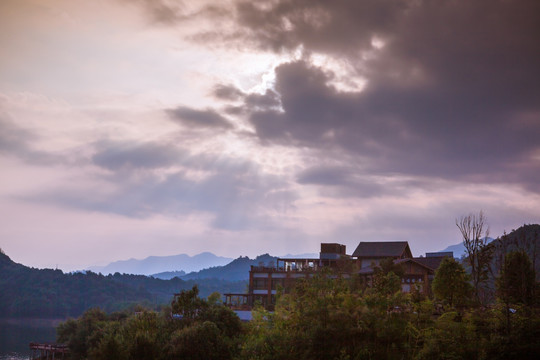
[171,285,206,320]
[432,257,472,307]
[497,250,536,306]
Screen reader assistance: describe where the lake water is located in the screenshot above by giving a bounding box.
[0,319,61,360]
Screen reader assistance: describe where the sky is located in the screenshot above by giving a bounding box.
[1,0,539,271]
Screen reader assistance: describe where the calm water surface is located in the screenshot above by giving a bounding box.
[0,319,61,360]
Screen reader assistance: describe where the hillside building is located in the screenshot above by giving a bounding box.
[224,241,450,311]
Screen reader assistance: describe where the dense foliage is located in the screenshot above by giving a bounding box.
[4,225,540,358]
[57,266,540,360]
[491,224,540,281]
[432,257,472,307]
[459,223,540,304]
[57,288,243,360]
[240,266,540,360]
[0,252,246,318]
[497,250,535,306]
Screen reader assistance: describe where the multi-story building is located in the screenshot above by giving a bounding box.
[224,241,450,312]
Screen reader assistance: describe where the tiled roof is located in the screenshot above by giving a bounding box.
[357,255,448,276]
[394,256,447,271]
[352,241,411,258]
[411,256,447,270]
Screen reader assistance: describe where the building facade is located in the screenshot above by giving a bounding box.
[225,241,450,310]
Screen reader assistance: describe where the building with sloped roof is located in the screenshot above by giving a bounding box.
[353,241,413,268]
[225,241,450,311]
[351,241,449,294]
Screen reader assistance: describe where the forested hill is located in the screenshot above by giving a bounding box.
[154,253,278,281]
[0,250,246,319]
[490,224,540,280]
[88,252,232,275]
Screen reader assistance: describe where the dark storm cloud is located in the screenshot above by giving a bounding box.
[297,164,388,198]
[0,115,62,165]
[297,165,353,186]
[90,139,257,174]
[212,84,245,101]
[234,0,404,54]
[166,106,233,129]
[223,105,245,116]
[91,141,184,170]
[227,0,540,192]
[248,59,540,190]
[245,89,281,110]
[212,84,281,110]
[31,139,297,231]
[123,0,230,25]
[33,168,294,231]
[133,0,181,24]
[132,0,540,193]
[0,116,34,153]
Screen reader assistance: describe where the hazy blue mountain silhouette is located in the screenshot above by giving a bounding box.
[87,252,233,275]
[440,237,494,259]
[153,254,278,281]
[0,249,245,318]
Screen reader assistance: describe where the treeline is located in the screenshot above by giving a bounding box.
[177,254,278,281]
[57,250,540,360]
[490,224,540,280]
[459,222,539,305]
[243,251,540,360]
[0,251,246,318]
[56,287,243,360]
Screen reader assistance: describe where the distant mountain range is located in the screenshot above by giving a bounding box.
[89,243,472,280]
[85,232,523,281]
[0,250,246,319]
[87,252,233,276]
[90,252,317,279]
[440,237,494,258]
[1,224,538,319]
[153,254,278,281]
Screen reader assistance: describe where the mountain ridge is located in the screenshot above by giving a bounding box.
[440,237,494,258]
[87,251,233,276]
[0,249,246,319]
[153,253,278,281]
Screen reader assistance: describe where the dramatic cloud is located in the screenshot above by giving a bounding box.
[220,0,540,194]
[212,84,245,101]
[234,0,403,54]
[245,89,281,110]
[166,106,233,129]
[31,165,294,231]
[296,164,388,198]
[91,141,184,170]
[0,115,34,155]
[0,114,62,165]
[22,135,296,231]
[127,0,185,24]
[123,0,229,25]
[2,0,539,269]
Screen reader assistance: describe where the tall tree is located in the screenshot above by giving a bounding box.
[432,257,472,307]
[497,250,535,306]
[456,210,493,304]
[171,285,206,321]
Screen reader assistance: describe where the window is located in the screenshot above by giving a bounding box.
[253,278,268,290]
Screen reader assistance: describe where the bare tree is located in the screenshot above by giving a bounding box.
[456,210,493,304]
